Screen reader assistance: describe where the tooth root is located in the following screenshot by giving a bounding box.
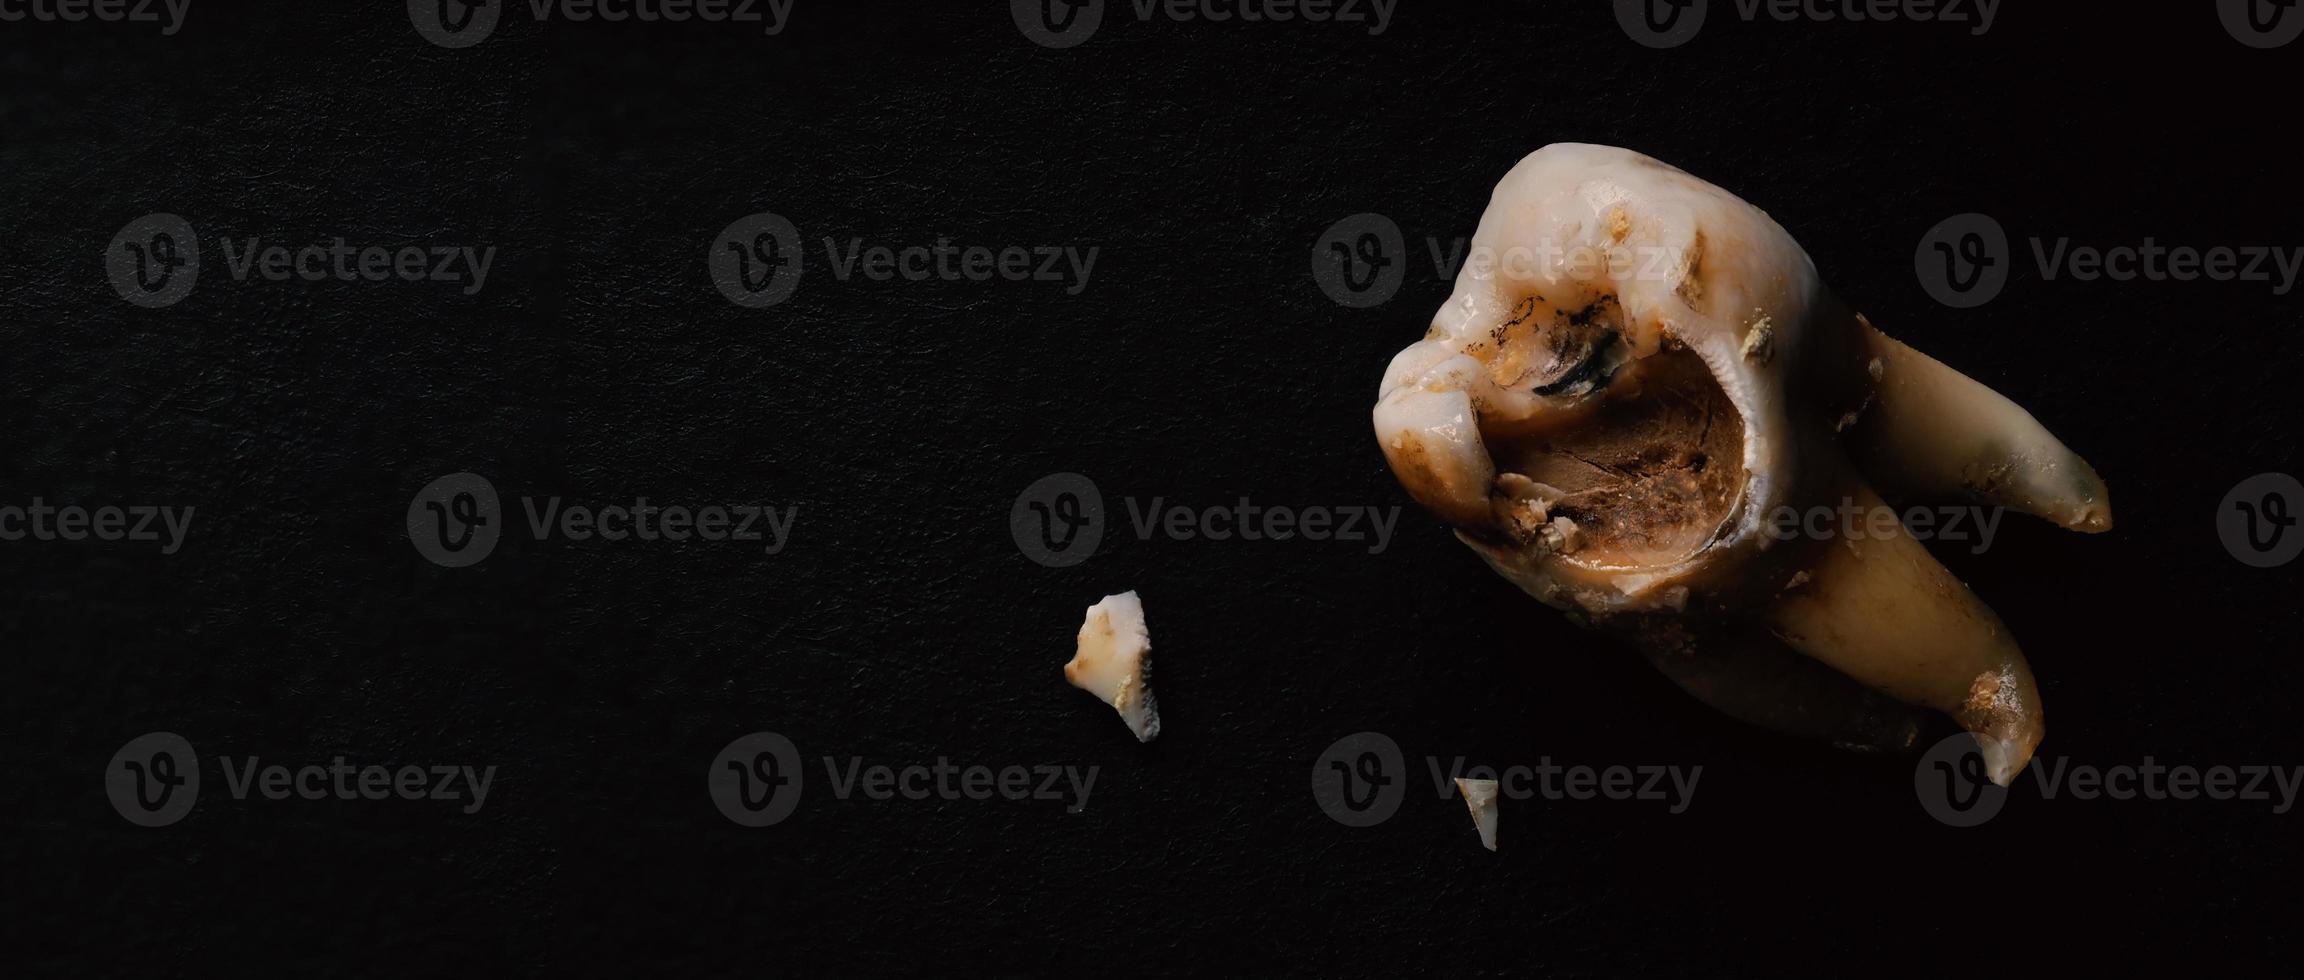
[1373,386,1498,529]
[1764,483,2042,785]
[1850,317,2112,533]
[1626,616,1924,755]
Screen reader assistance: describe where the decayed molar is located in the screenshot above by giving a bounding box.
[1373,143,2110,783]
[1065,591,1160,743]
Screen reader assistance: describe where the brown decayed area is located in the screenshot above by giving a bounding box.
[1481,294,1619,395]
[1673,229,1706,310]
[1386,432,1445,505]
[1486,347,1745,567]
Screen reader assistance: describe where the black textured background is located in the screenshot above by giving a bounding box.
[7,1,2302,975]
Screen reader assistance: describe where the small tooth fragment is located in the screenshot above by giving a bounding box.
[1850,316,2112,533]
[1540,516,1582,555]
[1455,778,1499,851]
[1740,314,1774,363]
[1065,591,1160,742]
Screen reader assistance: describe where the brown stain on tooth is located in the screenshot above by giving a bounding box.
[1673,229,1706,309]
[1964,670,2006,716]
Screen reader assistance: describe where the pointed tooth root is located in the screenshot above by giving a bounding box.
[1373,385,1497,529]
[1763,483,2042,785]
[1850,317,2112,533]
[1626,616,1925,755]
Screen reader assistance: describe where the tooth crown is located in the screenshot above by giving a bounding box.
[1377,144,1842,615]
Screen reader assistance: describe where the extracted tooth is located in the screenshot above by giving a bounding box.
[1065,591,1160,742]
[1764,482,2041,784]
[1848,317,2112,533]
[1372,144,2108,782]
[1455,778,1499,851]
